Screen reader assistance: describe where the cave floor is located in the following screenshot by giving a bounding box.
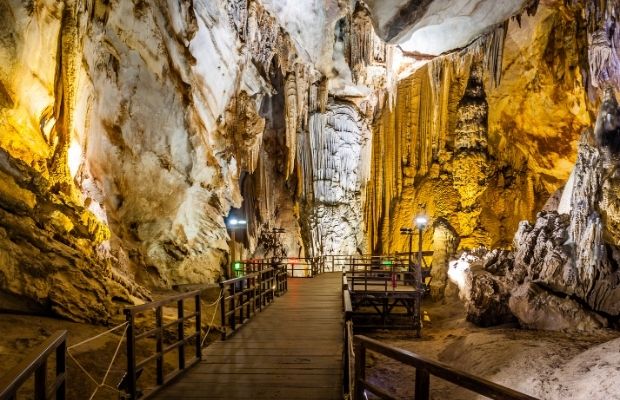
[0,286,223,400]
[363,298,620,400]
[2,292,620,400]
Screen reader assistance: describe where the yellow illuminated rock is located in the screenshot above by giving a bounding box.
[364,3,591,257]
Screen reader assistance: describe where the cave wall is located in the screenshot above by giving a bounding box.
[0,0,341,320]
[364,2,592,259]
[3,0,615,323]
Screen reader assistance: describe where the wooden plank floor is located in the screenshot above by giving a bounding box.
[153,273,344,400]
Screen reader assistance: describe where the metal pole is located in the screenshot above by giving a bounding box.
[417,228,423,289]
[408,232,413,271]
[230,229,236,279]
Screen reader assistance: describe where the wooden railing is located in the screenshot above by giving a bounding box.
[0,330,67,400]
[236,257,326,278]
[347,270,418,293]
[344,258,432,291]
[282,257,324,277]
[343,276,354,395]
[123,291,202,399]
[219,263,287,340]
[352,335,539,400]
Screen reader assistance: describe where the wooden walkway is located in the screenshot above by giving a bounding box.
[153,272,344,399]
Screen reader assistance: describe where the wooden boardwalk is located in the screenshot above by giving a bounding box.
[153,272,344,399]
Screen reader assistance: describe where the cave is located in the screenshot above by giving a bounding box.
[2,0,620,399]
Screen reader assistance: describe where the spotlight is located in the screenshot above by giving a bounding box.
[415,216,428,229]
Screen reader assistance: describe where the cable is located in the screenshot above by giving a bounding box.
[67,322,129,398]
[201,289,223,348]
[68,322,128,351]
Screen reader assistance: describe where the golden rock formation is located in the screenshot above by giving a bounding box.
[364,3,591,263]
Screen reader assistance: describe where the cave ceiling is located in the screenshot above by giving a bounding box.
[364,0,532,55]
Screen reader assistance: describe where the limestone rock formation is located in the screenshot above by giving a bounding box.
[302,103,370,260]
[509,282,607,331]
[448,250,516,326]
[429,218,459,299]
[457,89,620,330]
[2,0,614,324]
[364,0,534,55]
[0,148,141,323]
[364,2,591,258]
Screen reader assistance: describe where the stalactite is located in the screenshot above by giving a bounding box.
[48,1,81,191]
[561,0,620,93]
[348,4,387,85]
[452,61,491,212]
[364,51,477,252]
[483,21,509,89]
[284,73,298,178]
[226,0,248,41]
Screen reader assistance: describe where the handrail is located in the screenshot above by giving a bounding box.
[353,335,539,400]
[237,257,326,278]
[219,262,287,340]
[123,291,202,399]
[0,330,67,400]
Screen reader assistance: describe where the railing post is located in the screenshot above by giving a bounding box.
[354,338,366,400]
[230,284,236,333]
[343,322,350,395]
[239,280,244,324]
[219,283,227,341]
[124,311,137,400]
[195,294,202,360]
[56,337,66,400]
[33,359,46,400]
[260,270,264,302]
[156,307,164,385]
[415,369,430,400]
[177,300,186,370]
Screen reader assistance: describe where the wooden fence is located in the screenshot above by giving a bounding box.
[0,331,67,400]
[123,291,201,399]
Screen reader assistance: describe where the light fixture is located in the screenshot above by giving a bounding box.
[228,218,246,227]
[415,216,428,229]
[226,217,247,278]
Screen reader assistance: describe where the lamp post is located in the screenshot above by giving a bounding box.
[227,218,246,278]
[399,227,414,271]
[415,215,428,290]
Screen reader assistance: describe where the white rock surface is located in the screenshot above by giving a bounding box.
[365,0,529,55]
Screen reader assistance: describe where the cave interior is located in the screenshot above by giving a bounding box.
[2,0,620,399]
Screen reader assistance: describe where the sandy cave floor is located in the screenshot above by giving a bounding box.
[0,288,223,400]
[364,299,620,400]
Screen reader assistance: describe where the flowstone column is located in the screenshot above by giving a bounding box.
[452,61,492,247]
[307,103,369,265]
